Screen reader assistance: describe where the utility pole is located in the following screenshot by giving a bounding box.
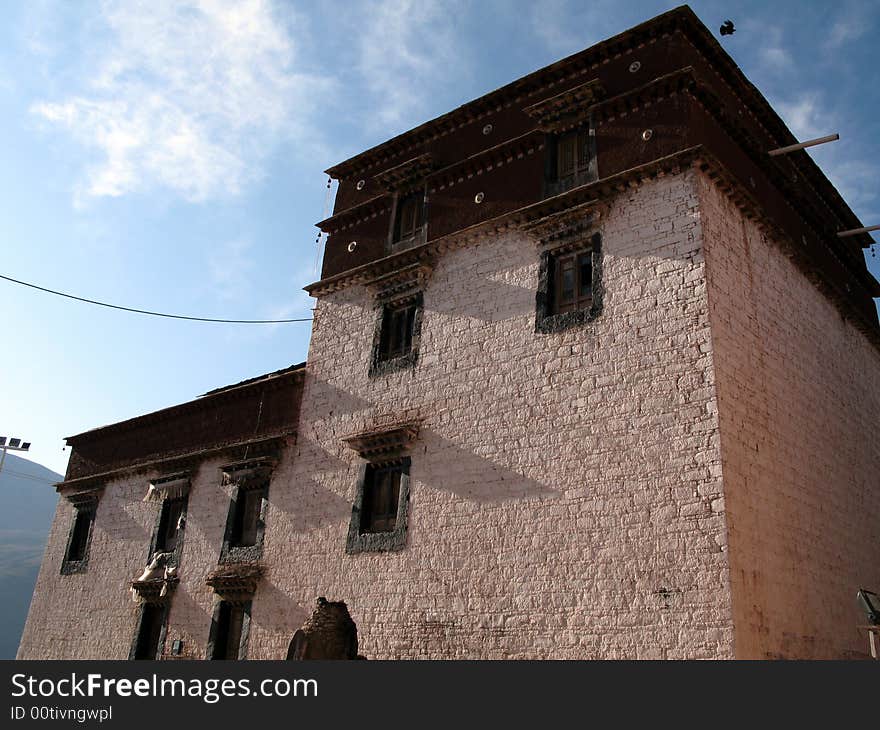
[0,436,31,477]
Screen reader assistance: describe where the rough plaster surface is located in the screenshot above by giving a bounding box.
[24,170,832,659]
[254,170,733,659]
[17,449,297,660]
[698,170,880,659]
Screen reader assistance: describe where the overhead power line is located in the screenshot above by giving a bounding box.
[2,468,57,485]
[0,274,312,324]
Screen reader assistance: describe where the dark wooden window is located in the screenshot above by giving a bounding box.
[230,486,264,548]
[551,250,593,314]
[211,602,245,660]
[379,301,417,361]
[555,128,590,183]
[360,464,403,534]
[155,497,186,553]
[392,192,424,247]
[66,509,93,562]
[133,605,165,660]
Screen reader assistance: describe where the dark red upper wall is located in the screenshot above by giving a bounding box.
[321,35,698,280]
[64,367,305,482]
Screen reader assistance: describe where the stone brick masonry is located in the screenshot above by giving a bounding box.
[18,166,878,659]
[698,171,880,659]
[254,169,733,659]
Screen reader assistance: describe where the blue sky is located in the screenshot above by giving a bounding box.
[2,0,878,475]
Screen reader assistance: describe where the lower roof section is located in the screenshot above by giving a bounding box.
[61,363,305,485]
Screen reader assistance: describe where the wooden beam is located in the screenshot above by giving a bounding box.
[837,224,880,238]
[768,133,839,156]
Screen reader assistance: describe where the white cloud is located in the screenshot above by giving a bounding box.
[31,0,333,203]
[775,91,878,222]
[825,5,869,49]
[529,0,616,56]
[355,0,469,129]
[759,45,793,73]
[209,238,256,302]
[776,92,827,140]
[824,158,879,217]
[737,21,794,77]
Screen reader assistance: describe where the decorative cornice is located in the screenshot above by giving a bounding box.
[144,472,191,502]
[589,66,697,124]
[520,200,606,251]
[428,132,544,192]
[364,262,434,302]
[63,488,103,507]
[524,78,604,132]
[342,421,421,461]
[206,564,264,604]
[316,195,391,235]
[130,577,179,605]
[374,153,435,192]
[220,456,276,490]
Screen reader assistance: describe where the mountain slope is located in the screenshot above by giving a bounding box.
[0,453,62,659]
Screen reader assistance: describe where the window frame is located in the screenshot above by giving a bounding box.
[219,480,269,564]
[388,188,427,253]
[206,599,251,661]
[369,292,424,378]
[346,457,411,554]
[60,500,97,575]
[129,602,169,660]
[535,232,603,333]
[544,123,597,198]
[150,495,189,564]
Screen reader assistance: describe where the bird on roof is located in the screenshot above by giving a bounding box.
[720,20,735,36]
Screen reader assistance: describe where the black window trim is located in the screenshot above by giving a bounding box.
[368,291,424,378]
[219,479,269,564]
[129,601,170,661]
[206,598,252,661]
[60,497,99,575]
[535,232,603,333]
[148,494,189,567]
[217,458,275,565]
[346,456,411,554]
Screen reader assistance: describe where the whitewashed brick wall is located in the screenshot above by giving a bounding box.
[22,170,752,660]
[698,170,880,658]
[253,170,734,659]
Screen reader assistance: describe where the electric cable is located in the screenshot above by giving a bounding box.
[0,273,312,324]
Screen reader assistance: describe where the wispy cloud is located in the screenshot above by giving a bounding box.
[529,0,618,56]
[354,0,469,129]
[824,159,879,217]
[738,21,794,77]
[825,5,869,50]
[209,238,256,302]
[776,90,878,222]
[776,92,828,140]
[31,0,334,204]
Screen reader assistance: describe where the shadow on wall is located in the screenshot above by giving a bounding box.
[252,580,311,640]
[162,587,211,659]
[269,476,352,535]
[269,428,354,535]
[301,372,372,420]
[425,273,537,323]
[416,429,558,503]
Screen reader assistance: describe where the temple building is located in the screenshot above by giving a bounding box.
[19,5,880,660]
